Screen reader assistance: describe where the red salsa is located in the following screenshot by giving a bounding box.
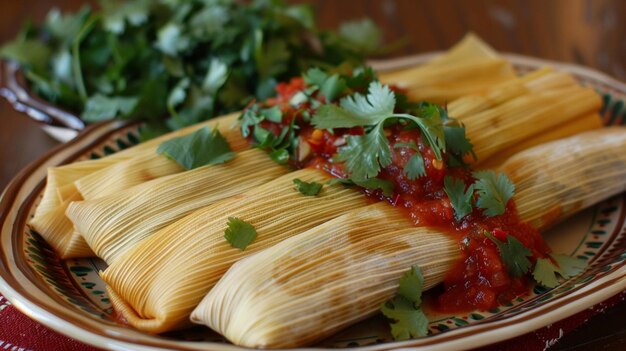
[243,76,551,313]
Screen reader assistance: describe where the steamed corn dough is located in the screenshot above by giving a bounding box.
[101,168,369,333]
[67,148,290,264]
[192,127,626,348]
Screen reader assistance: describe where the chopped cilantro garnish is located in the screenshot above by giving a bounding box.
[381,266,428,340]
[532,253,587,288]
[224,217,257,251]
[157,126,235,170]
[404,153,426,180]
[484,231,532,277]
[473,171,515,217]
[444,176,474,221]
[293,178,323,196]
[311,81,446,180]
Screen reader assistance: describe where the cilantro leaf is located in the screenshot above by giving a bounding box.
[404,153,426,180]
[157,126,235,170]
[336,124,392,179]
[167,78,190,116]
[0,39,52,73]
[260,106,283,123]
[320,74,347,102]
[340,81,395,122]
[293,178,323,196]
[444,176,474,221]
[303,67,329,87]
[311,105,370,129]
[102,0,150,34]
[381,266,428,340]
[339,18,383,54]
[484,231,532,277]
[202,59,229,95]
[155,23,190,56]
[269,149,289,164]
[408,104,446,160]
[532,258,560,288]
[444,124,476,166]
[397,266,424,305]
[473,171,515,217]
[224,217,257,250]
[552,253,586,277]
[381,296,429,341]
[81,94,139,122]
[533,254,587,288]
[239,107,263,138]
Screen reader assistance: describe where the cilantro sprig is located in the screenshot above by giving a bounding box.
[312,81,445,180]
[533,253,587,288]
[381,266,429,340]
[157,126,235,170]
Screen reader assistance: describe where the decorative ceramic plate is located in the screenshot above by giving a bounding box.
[1,54,626,351]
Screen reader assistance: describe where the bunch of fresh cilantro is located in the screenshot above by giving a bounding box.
[0,0,385,139]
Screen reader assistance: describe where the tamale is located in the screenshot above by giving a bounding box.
[192,127,626,348]
[67,149,290,264]
[101,168,369,333]
[191,203,458,348]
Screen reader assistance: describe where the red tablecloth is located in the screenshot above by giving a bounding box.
[1,291,625,351]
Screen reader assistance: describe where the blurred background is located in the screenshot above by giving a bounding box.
[0,1,625,350]
[2,0,626,79]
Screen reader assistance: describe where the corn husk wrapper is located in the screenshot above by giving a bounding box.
[101,168,369,333]
[501,127,626,231]
[460,85,601,163]
[28,192,96,258]
[480,112,603,169]
[67,149,290,264]
[191,203,458,348]
[30,113,242,258]
[191,128,626,348]
[379,33,517,103]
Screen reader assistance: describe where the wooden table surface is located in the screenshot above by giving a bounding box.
[1,1,625,350]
